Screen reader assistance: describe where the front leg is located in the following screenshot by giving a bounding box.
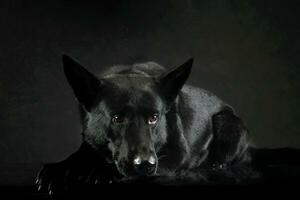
[36,142,120,195]
[206,106,250,169]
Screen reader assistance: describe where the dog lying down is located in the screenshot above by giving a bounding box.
[37,55,259,194]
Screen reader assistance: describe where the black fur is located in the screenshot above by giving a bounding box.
[36,55,253,194]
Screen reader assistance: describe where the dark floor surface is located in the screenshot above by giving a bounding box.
[1,148,300,197]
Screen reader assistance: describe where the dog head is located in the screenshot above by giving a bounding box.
[62,55,193,177]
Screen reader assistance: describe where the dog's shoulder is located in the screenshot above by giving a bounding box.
[179,85,226,116]
[175,85,228,143]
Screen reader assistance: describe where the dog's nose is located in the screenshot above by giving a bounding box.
[133,155,156,176]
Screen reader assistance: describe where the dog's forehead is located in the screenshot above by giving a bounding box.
[100,75,162,113]
[103,74,154,90]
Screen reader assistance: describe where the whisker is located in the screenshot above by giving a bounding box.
[158,155,168,160]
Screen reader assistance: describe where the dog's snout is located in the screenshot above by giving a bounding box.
[133,156,142,165]
[133,155,156,165]
[132,155,156,176]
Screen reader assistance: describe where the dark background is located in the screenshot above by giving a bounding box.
[0,0,299,186]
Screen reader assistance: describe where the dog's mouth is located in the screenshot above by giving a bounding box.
[114,160,134,177]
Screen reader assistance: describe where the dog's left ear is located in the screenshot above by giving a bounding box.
[156,58,193,106]
[62,54,103,111]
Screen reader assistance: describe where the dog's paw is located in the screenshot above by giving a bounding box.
[36,161,119,195]
[36,162,71,195]
[83,165,116,185]
[211,162,228,170]
[35,162,91,195]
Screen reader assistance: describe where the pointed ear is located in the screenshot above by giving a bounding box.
[62,54,102,111]
[156,58,193,106]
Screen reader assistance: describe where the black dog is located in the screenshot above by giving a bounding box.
[36,55,252,194]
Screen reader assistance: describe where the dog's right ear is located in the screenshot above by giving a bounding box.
[62,54,102,111]
[155,58,193,108]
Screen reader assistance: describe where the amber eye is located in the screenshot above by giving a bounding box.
[148,114,159,125]
[111,115,126,125]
